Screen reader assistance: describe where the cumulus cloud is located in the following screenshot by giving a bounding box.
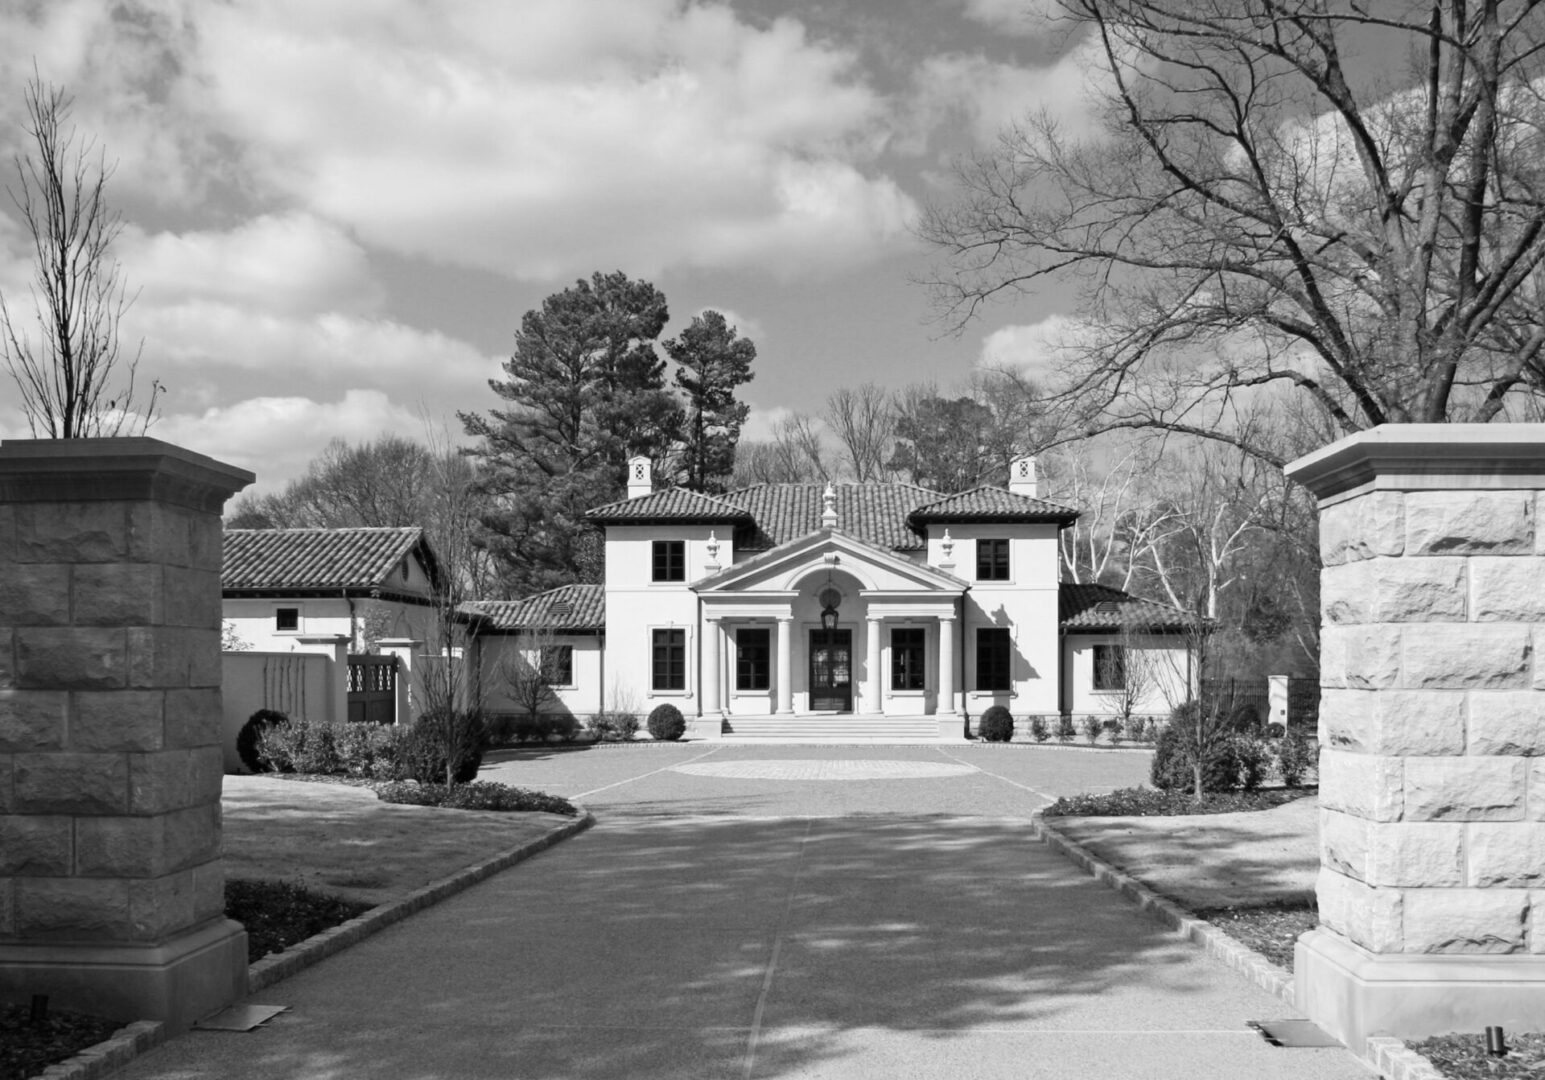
[978,314,1089,381]
[959,0,1065,34]
[153,390,432,496]
[163,0,917,279]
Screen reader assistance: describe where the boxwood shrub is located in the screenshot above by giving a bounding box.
[647,703,687,741]
[978,705,1014,742]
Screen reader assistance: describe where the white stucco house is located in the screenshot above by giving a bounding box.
[467,456,1193,741]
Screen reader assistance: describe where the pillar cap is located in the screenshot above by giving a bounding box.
[1285,424,1545,501]
[0,437,254,511]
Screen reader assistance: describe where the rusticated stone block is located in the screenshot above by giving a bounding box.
[126,502,191,567]
[1402,888,1528,953]
[162,567,221,629]
[14,877,130,939]
[1468,824,1545,886]
[1406,491,1534,555]
[187,515,223,573]
[1317,868,1402,951]
[1320,689,1464,755]
[163,688,221,748]
[0,816,72,875]
[1368,822,1466,887]
[1322,625,1401,689]
[1405,756,1525,820]
[1471,558,1545,622]
[0,563,68,626]
[1321,492,1404,565]
[1370,558,1468,621]
[71,690,164,752]
[15,502,128,563]
[190,858,225,924]
[127,627,221,690]
[0,503,13,560]
[1525,761,1545,819]
[0,628,12,691]
[190,746,224,804]
[14,753,128,814]
[126,870,194,941]
[72,563,164,627]
[0,692,66,752]
[75,805,219,878]
[1320,808,1368,880]
[16,627,127,690]
[128,749,197,814]
[1403,625,1531,689]
[1470,692,1545,756]
[1319,748,1404,821]
[1322,563,1370,624]
[0,878,13,935]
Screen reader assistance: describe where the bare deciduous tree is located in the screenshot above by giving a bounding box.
[1,74,159,437]
[732,412,829,485]
[824,383,894,482]
[922,1,1545,465]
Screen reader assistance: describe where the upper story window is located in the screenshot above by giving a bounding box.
[976,628,1012,691]
[652,540,686,582]
[891,627,926,691]
[736,628,771,691]
[275,607,300,632]
[1093,644,1126,691]
[976,538,1010,581]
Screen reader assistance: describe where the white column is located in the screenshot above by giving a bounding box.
[864,615,882,714]
[936,616,956,716]
[775,616,794,714]
[702,617,722,717]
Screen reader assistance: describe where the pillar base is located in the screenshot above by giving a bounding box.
[936,715,967,741]
[693,716,723,740]
[1296,927,1545,1056]
[0,918,249,1032]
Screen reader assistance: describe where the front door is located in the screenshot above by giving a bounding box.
[809,629,853,712]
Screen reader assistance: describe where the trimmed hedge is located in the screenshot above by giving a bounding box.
[238,709,289,773]
[978,705,1014,742]
[647,703,686,741]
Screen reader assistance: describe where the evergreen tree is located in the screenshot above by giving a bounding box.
[667,310,756,493]
[461,271,679,595]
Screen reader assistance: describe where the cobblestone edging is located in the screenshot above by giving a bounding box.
[248,808,594,991]
[25,1020,164,1080]
[1031,811,1447,1080]
[28,810,594,1080]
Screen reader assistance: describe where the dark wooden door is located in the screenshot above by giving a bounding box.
[808,629,852,712]
[347,654,397,725]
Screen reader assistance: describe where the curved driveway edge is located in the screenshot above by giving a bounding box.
[1031,810,1446,1080]
[249,807,594,992]
[30,810,594,1080]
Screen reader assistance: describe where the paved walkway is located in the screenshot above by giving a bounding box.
[113,746,1371,1079]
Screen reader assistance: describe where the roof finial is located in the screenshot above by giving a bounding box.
[821,482,838,528]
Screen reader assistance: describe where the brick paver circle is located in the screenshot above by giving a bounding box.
[670,759,979,780]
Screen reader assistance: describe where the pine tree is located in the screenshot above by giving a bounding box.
[461,271,680,595]
[667,311,756,493]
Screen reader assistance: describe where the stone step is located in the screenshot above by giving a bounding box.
[719,716,943,742]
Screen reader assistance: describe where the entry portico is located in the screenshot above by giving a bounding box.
[695,525,968,735]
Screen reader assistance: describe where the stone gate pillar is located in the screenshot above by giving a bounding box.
[1286,424,1545,1053]
[0,438,253,1029]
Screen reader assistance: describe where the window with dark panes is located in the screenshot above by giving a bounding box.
[652,540,685,582]
[891,627,926,691]
[976,538,1010,581]
[736,628,770,691]
[541,645,573,686]
[1093,644,1125,691]
[651,629,685,690]
[977,627,1012,690]
[275,607,299,632]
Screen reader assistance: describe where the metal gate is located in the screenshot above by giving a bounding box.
[347,654,397,725]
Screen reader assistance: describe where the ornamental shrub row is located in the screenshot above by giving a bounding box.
[250,708,490,784]
[974,711,1166,745]
[1149,701,1317,793]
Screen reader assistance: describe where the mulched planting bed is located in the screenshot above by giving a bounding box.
[1043,785,1315,817]
[2,1002,120,1080]
[1193,900,1317,969]
[226,878,374,963]
[1413,1032,1545,1079]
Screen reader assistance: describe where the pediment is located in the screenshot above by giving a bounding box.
[693,528,967,595]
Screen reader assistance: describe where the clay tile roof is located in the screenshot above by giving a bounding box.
[222,527,436,592]
[720,483,941,551]
[1059,582,1192,630]
[586,489,751,523]
[462,583,605,632]
[909,486,1078,525]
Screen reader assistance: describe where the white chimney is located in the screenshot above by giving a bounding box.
[1009,455,1037,498]
[627,455,653,499]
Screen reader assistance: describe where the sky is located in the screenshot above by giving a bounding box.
[0,0,1104,496]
